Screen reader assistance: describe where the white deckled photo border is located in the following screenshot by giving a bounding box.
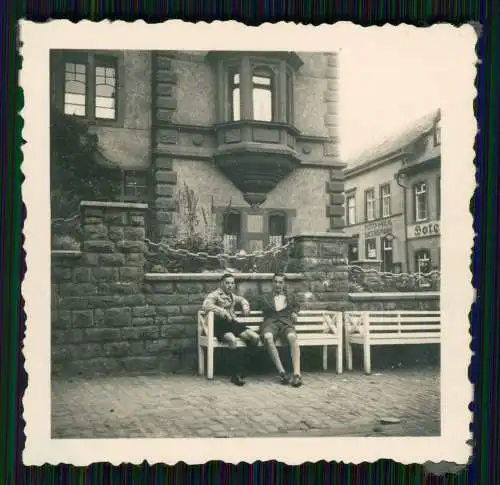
[20,20,476,466]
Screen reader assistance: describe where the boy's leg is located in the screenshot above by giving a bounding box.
[284,327,302,387]
[222,332,245,386]
[261,323,289,383]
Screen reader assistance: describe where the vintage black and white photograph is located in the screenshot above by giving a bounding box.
[21,21,474,465]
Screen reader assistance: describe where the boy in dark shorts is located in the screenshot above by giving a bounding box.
[257,273,303,387]
[202,273,260,386]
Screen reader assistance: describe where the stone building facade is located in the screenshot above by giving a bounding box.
[343,110,441,274]
[50,50,344,250]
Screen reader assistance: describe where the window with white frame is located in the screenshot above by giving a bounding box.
[380,183,391,218]
[414,182,428,222]
[365,189,376,221]
[268,213,286,247]
[252,68,274,122]
[366,238,377,259]
[121,170,149,201]
[346,194,356,226]
[61,53,119,121]
[230,72,241,121]
[415,249,431,274]
[223,210,241,253]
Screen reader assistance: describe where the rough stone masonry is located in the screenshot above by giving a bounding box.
[51,201,437,377]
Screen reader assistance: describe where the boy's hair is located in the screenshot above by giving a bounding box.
[221,272,235,282]
[273,272,286,281]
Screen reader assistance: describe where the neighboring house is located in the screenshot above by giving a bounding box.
[50,50,345,252]
[343,109,441,274]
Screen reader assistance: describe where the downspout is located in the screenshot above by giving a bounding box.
[395,167,410,272]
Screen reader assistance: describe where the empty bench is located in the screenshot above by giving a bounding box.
[344,310,441,374]
[197,310,344,379]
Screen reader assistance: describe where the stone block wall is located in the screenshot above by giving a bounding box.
[348,292,440,311]
[51,201,439,377]
[287,233,351,311]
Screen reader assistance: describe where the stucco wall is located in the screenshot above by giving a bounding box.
[344,157,406,263]
[92,51,152,170]
[263,167,331,233]
[173,160,331,234]
[170,52,217,126]
[294,53,329,137]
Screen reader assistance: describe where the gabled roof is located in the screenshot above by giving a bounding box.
[345,108,441,174]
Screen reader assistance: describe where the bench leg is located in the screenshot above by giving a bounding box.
[322,346,328,371]
[198,345,205,376]
[363,342,371,375]
[337,342,343,375]
[207,345,214,380]
[345,335,353,371]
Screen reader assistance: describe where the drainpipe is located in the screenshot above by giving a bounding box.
[395,168,409,272]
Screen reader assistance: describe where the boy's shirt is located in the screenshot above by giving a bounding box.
[202,288,250,318]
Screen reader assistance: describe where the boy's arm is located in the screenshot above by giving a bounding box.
[290,294,300,323]
[202,292,230,319]
[236,295,251,315]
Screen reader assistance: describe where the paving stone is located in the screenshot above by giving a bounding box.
[51,367,440,439]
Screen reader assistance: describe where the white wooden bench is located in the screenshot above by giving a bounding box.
[344,310,440,374]
[197,310,344,379]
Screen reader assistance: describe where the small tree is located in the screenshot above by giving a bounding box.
[50,108,122,221]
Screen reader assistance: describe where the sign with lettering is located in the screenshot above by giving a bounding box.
[407,221,440,239]
[364,219,393,238]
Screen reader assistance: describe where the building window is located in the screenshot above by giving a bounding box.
[61,52,119,121]
[230,72,240,121]
[380,183,391,218]
[252,69,274,122]
[121,170,149,202]
[64,61,87,116]
[268,213,286,247]
[414,182,428,222]
[365,189,376,221]
[347,241,358,263]
[346,195,356,226]
[366,238,377,259]
[223,210,241,253]
[207,52,302,125]
[415,249,431,274]
[381,236,394,273]
[437,176,441,219]
[434,121,441,146]
[285,71,294,124]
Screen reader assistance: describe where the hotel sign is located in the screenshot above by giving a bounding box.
[364,219,393,238]
[407,221,440,239]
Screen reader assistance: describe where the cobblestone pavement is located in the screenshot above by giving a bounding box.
[52,367,440,438]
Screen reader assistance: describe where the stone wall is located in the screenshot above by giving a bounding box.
[348,292,440,311]
[51,201,439,377]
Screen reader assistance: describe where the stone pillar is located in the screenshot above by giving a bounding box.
[152,51,179,241]
[288,232,351,311]
[154,156,177,240]
[325,165,346,231]
[323,52,339,158]
[79,201,148,372]
[81,201,148,279]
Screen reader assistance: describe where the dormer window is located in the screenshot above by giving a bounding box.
[434,120,441,146]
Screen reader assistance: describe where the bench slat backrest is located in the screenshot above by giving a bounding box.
[198,310,342,337]
[346,310,441,336]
